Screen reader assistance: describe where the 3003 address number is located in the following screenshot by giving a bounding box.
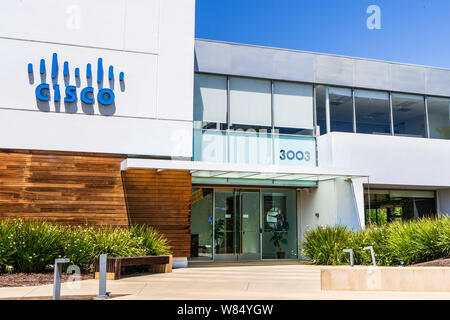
[279,149,311,161]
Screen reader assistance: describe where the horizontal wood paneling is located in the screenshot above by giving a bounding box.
[122,169,192,258]
[0,149,193,258]
[0,149,129,225]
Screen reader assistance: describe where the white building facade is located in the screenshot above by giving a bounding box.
[0,0,449,264]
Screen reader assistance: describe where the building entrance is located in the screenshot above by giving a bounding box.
[214,189,260,261]
[190,187,298,262]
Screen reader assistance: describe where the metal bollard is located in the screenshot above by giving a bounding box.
[343,249,354,267]
[364,246,377,267]
[97,254,109,299]
[53,258,70,300]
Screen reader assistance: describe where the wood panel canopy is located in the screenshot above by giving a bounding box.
[0,149,192,258]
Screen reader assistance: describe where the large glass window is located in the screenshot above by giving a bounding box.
[194,73,227,130]
[392,93,426,137]
[315,85,327,135]
[329,87,353,133]
[364,189,436,226]
[261,190,297,259]
[355,89,391,134]
[190,188,214,260]
[273,81,314,135]
[427,96,450,139]
[229,77,272,132]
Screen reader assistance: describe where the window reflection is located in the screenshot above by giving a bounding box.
[392,93,426,138]
[364,189,436,226]
[427,97,450,139]
[190,188,214,260]
[261,190,297,259]
[329,87,353,133]
[355,89,391,134]
[315,85,327,135]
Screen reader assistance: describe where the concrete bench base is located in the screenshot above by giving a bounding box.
[321,266,450,292]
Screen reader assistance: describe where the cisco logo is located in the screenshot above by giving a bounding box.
[28,53,124,106]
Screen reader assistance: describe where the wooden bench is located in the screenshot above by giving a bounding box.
[93,255,172,280]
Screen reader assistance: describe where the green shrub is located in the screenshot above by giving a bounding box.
[129,224,171,256]
[386,217,450,265]
[60,225,95,272]
[7,219,63,273]
[0,219,172,274]
[302,216,450,266]
[302,225,352,265]
[88,226,147,259]
[0,220,16,272]
[350,226,392,266]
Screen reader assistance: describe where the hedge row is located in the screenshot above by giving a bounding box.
[0,219,171,273]
[302,216,450,265]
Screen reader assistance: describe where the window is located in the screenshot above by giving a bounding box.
[364,189,436,226]
[229,77,272,132]
[427,96,450,139]
[193,73,227,130]
[261,190,297,259]
[315,85,327,135]
[392,93,426,137]
[329,87,353,133]
[190,188,214,260]
[273,81,314,135]
[355,89,391,134]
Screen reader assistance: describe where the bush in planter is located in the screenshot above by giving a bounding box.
[129,224,171,256]
[88,226,147,259]
[386,217,450,265]
[302,225,352,265]
[303,216,450,266]
[350,226,393,266]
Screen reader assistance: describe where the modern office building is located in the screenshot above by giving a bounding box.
[0,1,449,266]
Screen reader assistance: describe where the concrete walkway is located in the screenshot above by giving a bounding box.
[0,264,449,300]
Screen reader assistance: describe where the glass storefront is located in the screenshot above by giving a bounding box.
[190,187,298,261]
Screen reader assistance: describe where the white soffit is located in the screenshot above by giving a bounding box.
[120,159,368,182]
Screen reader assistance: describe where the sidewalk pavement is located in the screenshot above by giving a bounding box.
[0,265,449,300]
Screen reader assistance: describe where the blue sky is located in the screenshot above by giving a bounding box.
[195,0,450,68]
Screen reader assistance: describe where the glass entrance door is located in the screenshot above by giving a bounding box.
[214,189,260,261]
[238,190,260,260]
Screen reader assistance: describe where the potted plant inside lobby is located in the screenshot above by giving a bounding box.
[214,218,225,253]
[270,221,289,259]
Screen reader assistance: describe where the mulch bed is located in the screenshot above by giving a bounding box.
[412,257,450,267]
[0,273,93,287]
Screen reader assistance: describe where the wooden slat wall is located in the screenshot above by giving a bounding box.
[0,149,193,258]
[121,169,192,258]
[0,149,129,225]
